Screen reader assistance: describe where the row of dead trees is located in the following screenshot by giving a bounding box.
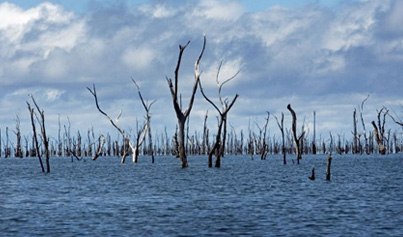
[1,38,403,170]
[1,104,402,165]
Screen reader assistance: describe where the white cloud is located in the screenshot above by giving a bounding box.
[192,0,244,21]
[139,4,176,18]
[121,47,155,70]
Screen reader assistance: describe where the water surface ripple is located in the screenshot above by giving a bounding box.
[1,155,402,236]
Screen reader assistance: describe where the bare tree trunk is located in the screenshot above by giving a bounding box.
[14,115,23,158]
[312,111,317,155]
[359,93,371,154]
[260,112,270,160]
[92,135,105,160]
[352,109,358,154]
[199,59,239,168]
[371,107,389,155]
[326,155,332,181]
[166,36,206,168]
[27,103,45,172]
[27,95,49,172]
[287,104,305,164]
[274,112,286,165]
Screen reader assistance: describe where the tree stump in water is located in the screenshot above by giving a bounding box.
[326,155,332,181]
[309,168,315,181]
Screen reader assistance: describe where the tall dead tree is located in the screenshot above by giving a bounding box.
[199,60,239,168]
[359,93,371,154]
[166,36,206,168]
[274,112,286,164]
[14,115,23,158]
[312,111,317,155]
[202,111,209,155]
[287,104,305,164]
[27,95,49,172]
[88,83,151,164]
[260,112,270,160]
[132,79,156,163]
[352,109,359,154]
[371,107,389,155]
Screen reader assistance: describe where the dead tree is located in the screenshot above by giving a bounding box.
[27,95,49,172]
[132,79,156,163]
[371,107,389,155]
[166,36,206,168]
[312,111,317,155]
[199,60,239,168]
[352,109,359,154]
[257,112,270,160]
[202,111,209,155]
[326,155,332,181]
[87,84,150,164]
[14,115,23,158]
[92,135,106,160]
[274,112,286,164]
[287,104,305,164]
[5,127,10,158]
[359,93,371,154]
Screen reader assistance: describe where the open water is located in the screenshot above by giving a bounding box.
[1,154,403,236]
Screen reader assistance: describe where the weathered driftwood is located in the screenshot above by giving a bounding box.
[166,36,206,168]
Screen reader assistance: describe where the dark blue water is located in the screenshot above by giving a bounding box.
[1,154,403,236]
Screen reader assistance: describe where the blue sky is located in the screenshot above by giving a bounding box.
[6,0,354,13]
[0,0,402,143]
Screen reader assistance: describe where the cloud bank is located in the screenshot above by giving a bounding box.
[0,0,402,141]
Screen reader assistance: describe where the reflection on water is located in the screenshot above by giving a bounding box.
[1,155,403,236]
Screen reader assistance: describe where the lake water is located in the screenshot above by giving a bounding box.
[1,154,403,236]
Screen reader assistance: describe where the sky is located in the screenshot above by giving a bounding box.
[0,0,402,144]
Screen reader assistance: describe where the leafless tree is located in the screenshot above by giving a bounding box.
[27,95,49,172]
[87,83,152,164]
[287,104,305,164]
[312,111,317,155]
[371,107,389,155]
[166,36,206,168]
[260,112,270,160]
[359,93,371,154]
[132,79,156,163]
[274,112,286,164]
[199,60,239,168]
[14,115,23,158]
